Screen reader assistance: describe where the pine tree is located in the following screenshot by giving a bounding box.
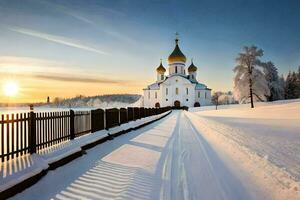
[233,46,270,108]
[297,66,300,97]
[285,71,298,99]
[263,62,284,101]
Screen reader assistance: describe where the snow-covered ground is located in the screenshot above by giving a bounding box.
[0,96,143,114]
[9,110,279,200]
[190,100,300,180]
[187,99,300,200]
[6,101,300,199]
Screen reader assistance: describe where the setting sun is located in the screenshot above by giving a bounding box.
[3,81,19,97]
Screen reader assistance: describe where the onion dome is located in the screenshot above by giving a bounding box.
[156,60,166,73]
[168,38,186,63]
[188,59,197,72]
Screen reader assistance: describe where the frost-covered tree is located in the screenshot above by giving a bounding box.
[212,91,223,110]
[233,46,270,108]
[218,91,237,104]
[263,62,284,101]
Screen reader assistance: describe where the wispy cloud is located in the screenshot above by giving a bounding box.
[36,0,135,44]
[0,56,129,84]
[8,26,109,55]
[31,73,122,84]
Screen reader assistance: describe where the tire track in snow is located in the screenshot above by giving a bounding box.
[160,111,251,200]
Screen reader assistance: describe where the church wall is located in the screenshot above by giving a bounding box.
[161,76,195,107]
[143,89,161,108]
[168,63,185,75]
[194,89,212,106]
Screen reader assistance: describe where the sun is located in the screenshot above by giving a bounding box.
[3,81,19,97]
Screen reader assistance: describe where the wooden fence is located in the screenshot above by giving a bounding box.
[0,106,171,161]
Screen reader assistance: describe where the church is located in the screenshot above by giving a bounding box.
[143,36,212,108]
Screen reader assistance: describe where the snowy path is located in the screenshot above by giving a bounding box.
[11,111,262,200]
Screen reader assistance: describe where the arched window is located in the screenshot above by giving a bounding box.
[194,102,200,107]
[155,92,157,99]
[198,91,200,98]
[176,88,179,95]
[186,88,189,95]
[205,92,207,99]
[166,88,168,95]
[161,74,164,80]
[175,66,178,73]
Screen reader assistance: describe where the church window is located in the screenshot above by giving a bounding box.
[175,66,178,73]
[192,75,194,79]
[198,91,200,98]
[155,92,157,99]
[161,75,164,80]
[166,88,168,95]
[186,88,188,95]
[176,88,179,95]
[205,92,207,99]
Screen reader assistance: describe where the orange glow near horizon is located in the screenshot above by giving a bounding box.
[0,77,145,104]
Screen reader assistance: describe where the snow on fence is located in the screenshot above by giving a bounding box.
[0,106,171,162]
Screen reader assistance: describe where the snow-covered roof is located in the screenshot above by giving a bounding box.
[195,83,208,90]
[145,82,160,90]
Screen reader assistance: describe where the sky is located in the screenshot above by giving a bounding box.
[0,0,299,103]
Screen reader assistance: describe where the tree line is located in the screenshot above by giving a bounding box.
[212,46,300,109]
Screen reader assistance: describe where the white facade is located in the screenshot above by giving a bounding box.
[143,38,211,108]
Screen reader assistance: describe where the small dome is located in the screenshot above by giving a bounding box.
[188,60,198,72]
[156,60,166,73]
[168,38,186,63]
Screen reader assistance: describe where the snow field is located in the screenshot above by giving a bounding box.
[1,111,171,195]
[185,100,300,200]
[11,110,266,200]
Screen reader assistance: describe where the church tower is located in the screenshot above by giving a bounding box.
[168,34,186,75]
[156,59,166,82]
[188,59,198,81]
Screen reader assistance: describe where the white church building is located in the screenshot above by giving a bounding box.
[143,37,211,108]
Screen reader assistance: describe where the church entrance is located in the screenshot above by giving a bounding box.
[155,102,160,108]
[174,100,181,108]
[194,102,200,107]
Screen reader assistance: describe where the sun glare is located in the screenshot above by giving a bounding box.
[3,81,19,97]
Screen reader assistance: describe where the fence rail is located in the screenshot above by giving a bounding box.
[0,106,171,162]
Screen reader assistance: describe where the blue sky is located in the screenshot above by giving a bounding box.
[0,0,299,102]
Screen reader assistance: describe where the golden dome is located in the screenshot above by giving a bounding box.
[188,60,197,72]
[156,60,166,73]
[168,38,186,63]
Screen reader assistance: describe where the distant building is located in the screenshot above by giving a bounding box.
[143,36,211,108]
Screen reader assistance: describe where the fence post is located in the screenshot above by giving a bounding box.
[28,111,36,154]
[70,110,75,140]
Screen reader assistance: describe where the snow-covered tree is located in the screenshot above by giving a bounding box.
[263,62,284,101]
[211,91,223,110]
[233,46,270,108]
[218,91,237,104]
